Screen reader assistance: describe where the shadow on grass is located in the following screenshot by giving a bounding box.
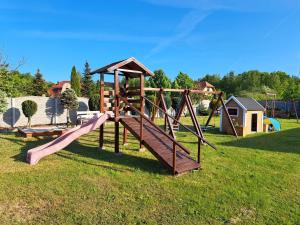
[222,127,300,154]
[6,132,168,175]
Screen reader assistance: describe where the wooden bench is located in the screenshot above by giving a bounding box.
[76,111,101,125]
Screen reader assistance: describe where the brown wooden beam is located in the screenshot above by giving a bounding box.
[173,91,187,125]
[114,70,120,120]
[145,87,221,95]
[139,73,145,150]
[123,76,129,145]
[117,68,143,74]
[160,92,175,139]
[220,96,238,137]
[99,72,105,150]
[205,93,222,127]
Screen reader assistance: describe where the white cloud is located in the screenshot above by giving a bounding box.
[145,10,209,58]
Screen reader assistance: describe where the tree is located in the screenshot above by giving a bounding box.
[32,69,47,96]
[70,66,81,97]
[147,69,172,117]
[81,61,95,97]
[0,90,8,113]
[220,71,238,96]
[200,74,221,89]
[88,95,100,111]
[171,80,181,111]
[60,88,79,126]
[174,72,193,89]
[21,100,37,127]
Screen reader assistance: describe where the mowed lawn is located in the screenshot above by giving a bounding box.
[0,117,299,225]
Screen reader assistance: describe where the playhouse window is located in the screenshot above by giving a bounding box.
[228,108,238,116]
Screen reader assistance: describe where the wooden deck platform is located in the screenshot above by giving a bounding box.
[120,117,199,174]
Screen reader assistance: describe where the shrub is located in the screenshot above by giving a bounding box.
[21,100,38,127]
[88,95,100,111]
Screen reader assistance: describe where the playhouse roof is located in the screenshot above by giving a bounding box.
[223,96,265,111]
[90,57,154,77]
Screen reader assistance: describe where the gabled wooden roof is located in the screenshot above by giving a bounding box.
[90,57,154,77]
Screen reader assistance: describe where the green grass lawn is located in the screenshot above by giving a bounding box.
[0,117,299,225]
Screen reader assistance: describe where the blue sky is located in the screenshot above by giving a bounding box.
[0,0,300,82]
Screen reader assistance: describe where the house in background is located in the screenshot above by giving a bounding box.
[220,96,265,136]
[48,81,71,97]
[194,81,216,93]
[194,81,216,110]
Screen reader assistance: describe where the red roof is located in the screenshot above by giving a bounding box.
[48,81,70,96]
[194,81,215,90]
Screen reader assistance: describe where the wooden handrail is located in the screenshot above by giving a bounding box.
[119,96,190,155]
[143,96,217,150]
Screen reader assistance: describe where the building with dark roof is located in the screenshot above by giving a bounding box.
[219,96,265,136]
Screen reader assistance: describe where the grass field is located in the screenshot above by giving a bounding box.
[0,117,299,225]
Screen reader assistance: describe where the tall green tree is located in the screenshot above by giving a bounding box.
[81,61,94,97]
[32,69,47,96]
[147,69,172,115]
[70,66,81,96]
[199,74,221,89]
[60,88,79,126]
[174,72,193,89]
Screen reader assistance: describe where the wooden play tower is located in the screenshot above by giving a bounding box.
[90,57,236,175]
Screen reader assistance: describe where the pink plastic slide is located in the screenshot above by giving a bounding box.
[27,112,110,165]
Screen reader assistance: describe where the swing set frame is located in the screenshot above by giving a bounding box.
[144,88,238,140]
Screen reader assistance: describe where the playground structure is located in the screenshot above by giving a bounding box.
[265,93,298,122]
[143,88,238,139]
[27,57,238,175]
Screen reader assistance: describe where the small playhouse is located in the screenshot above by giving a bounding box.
[220,96,265,136]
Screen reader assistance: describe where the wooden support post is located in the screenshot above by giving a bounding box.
[114,70,120,154]
[220,96,238,137]
[123,76,129,145]
[139,73,145,150]
[185,93,204,143]
[205,93,222,127]
[99,73,105,150]
[151,93,161,122]
[197,137,201,165]
[115,121,120,154]
[173,142,176,175]
[160,91,175,139]
[173,91,187,125]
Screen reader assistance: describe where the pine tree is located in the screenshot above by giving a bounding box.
[32,69,47,96]
[60,88,79,126]
[70,66,81,96]
[81,61,94,97]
